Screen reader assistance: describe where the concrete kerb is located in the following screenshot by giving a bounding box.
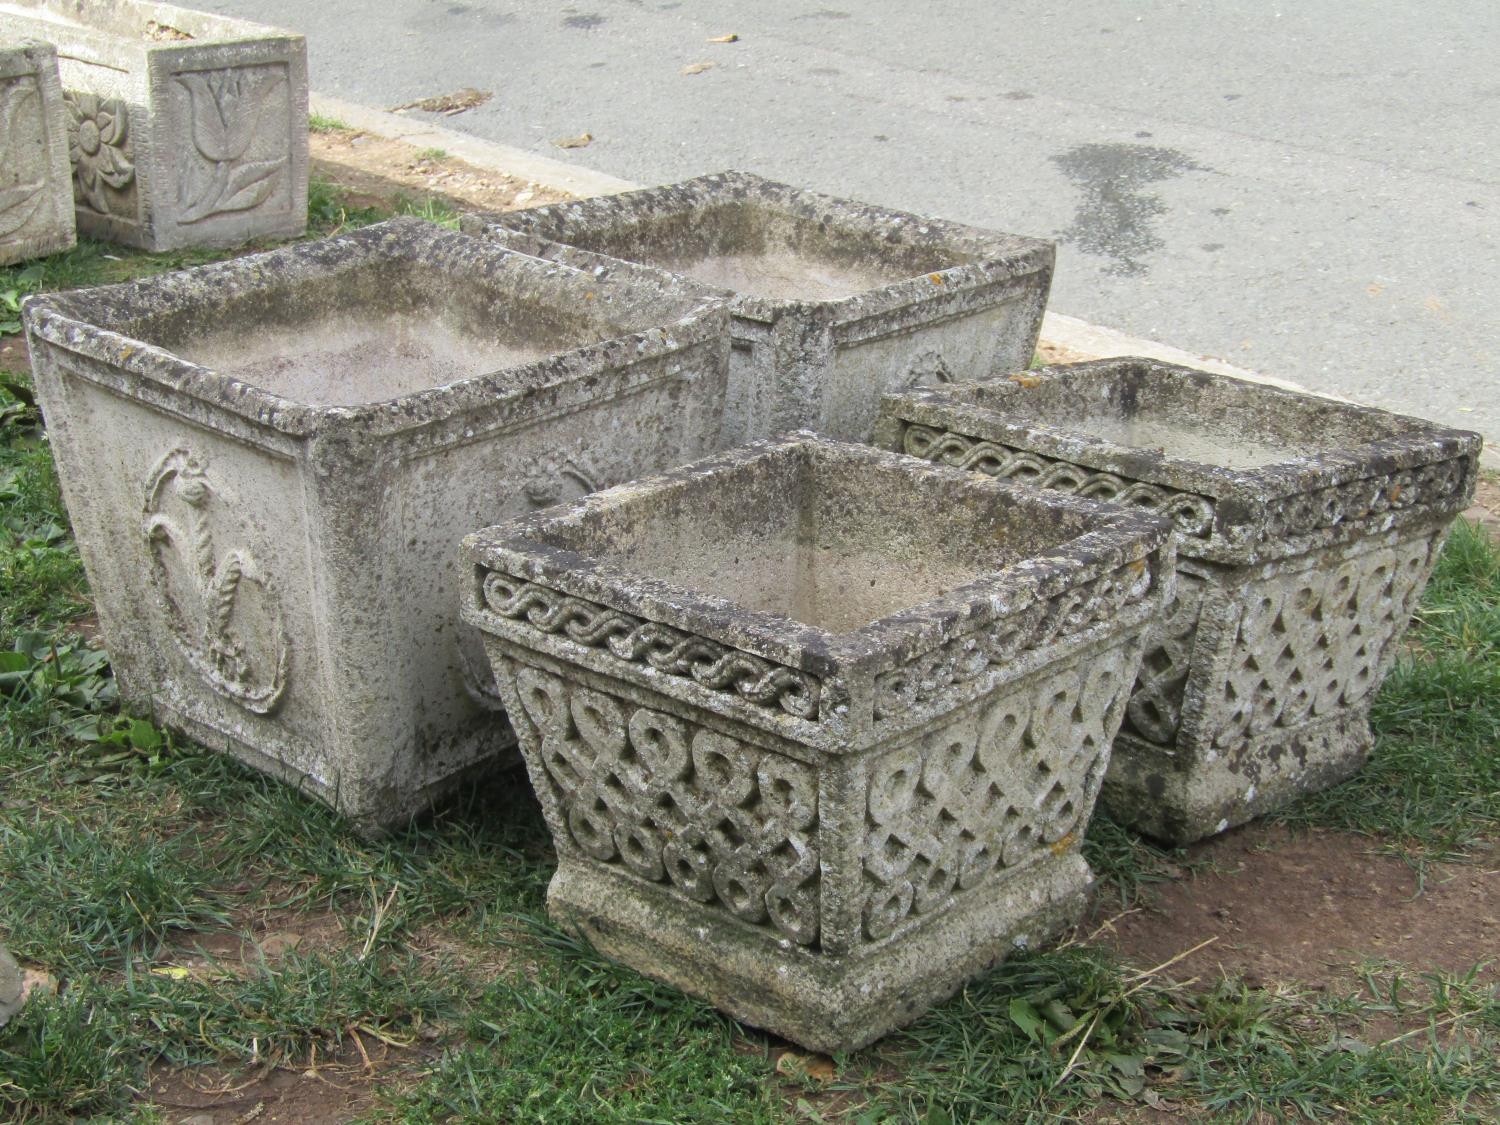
[311,95,1497,470]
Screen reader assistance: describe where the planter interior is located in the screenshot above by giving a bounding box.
[542,440,1094,635]
[527,199,966,302]
[110,253,656,408]
[947,362,1431,471]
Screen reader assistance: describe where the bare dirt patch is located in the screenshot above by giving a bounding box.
[310,129,572,215]
[1468,474,1500,537]
[1091,823,1499,990]
[146,1040,428,1125]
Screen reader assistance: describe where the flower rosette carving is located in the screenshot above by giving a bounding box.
[0,78,46,238]
[64,90,135,215]
[142,448,288,713]
[175,67,288,224]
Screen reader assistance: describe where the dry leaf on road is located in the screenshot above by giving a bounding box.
[390,88,492,116]
[681,61,715,75]
[553,132,593,149]
[707,33,739,42]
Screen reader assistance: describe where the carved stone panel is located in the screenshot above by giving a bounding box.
[0,42,75,266]
[142,447,289,714]
[511,664,822,946]
[862,649,1131,945]
[165,63,297,231]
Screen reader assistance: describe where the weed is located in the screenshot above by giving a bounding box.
[415,146,450,162]
[309,112,351,133]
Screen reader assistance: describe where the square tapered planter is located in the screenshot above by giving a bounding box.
[24,217,730,832]
[875,358,1483,844]
[462,433,1172,1051]
[0,0,308,250]
[463,171,1054,445]
[0,41,75,265]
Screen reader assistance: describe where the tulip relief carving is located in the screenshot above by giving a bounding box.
[175,66,289,225]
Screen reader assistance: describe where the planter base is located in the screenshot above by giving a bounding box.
[1103,709,1373,845]
[549,851,1091,1055]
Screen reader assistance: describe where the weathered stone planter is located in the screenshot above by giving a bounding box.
[24,218,730,832]
[463,171,1053,445]
[0,40,75,265]
[0,0,308,250]
[462,433,1172,1051]
[875,358,1483,844]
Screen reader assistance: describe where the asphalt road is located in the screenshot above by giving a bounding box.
[200,0,1499,444]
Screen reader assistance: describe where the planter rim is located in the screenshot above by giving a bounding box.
[887,357,1483,500]
[463,431,1172,679]
[464,169,1055,327]
[21,216,727,440]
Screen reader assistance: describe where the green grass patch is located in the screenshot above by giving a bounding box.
[1274,518,1500,861]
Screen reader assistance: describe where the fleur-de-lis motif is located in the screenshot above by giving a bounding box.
[175,67,288,224]
[63,90,134,215]
[142,448,288,713]
[0,79,46,238]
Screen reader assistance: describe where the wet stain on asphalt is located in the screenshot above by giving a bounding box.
[562,12,608,30]
[1051,143,1209,277]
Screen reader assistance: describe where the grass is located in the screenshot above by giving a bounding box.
[309,112,352,134]
[1,185,1497,1121]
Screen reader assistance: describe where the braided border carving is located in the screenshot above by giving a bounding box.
[902,424,1215,538]
[480,573,821,720]
[873,557,1154,719]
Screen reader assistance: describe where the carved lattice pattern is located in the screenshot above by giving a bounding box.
[1123,572,1206,746]
[1207,538,1436,751]
[514,666,822,945]
[862,655,1132,942]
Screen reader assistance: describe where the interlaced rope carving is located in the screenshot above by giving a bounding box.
[873,558,1153,719]
[901,424,1215,538]
[481,574,821,719]
[516,667,821,945]
[1206,538,1437,750]
[862,653,1132,942]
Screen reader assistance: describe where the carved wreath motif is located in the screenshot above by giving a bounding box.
[901,424,1217,538]
[515,666,821,945]
[175,67,288,225]
[142,448,288,713]
[0,78,46,238]
[873,556,1154,719]
[480,574,821,719]
[64,90,134,215]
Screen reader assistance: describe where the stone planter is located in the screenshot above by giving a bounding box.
[462,170,1053,445]
[462,433,1172,1051]
[23,217,730,832]
[0,0,308,251]
[0,41,75,265]
[874,358,1483,844]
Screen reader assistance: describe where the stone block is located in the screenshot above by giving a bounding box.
[463,170,1053,444]
[875,358,1483,844]
[462,433,1172,1051]
[0,0,308,250]
[23,218,730,832]
[0,40,75,265]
